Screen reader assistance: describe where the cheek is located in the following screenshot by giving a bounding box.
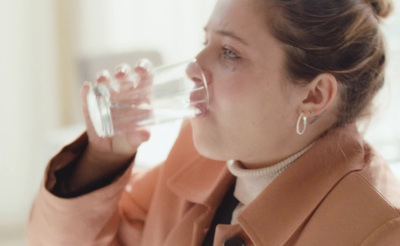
[191,66,289,160]
[213,74,275,122]
[211,72,255,110]
[190,75,250,160]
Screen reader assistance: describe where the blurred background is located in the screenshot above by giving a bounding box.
[0,0,399,245]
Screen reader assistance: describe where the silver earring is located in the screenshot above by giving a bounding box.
[296,113,307,135]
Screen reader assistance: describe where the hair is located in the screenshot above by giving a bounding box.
[262,0,393,127]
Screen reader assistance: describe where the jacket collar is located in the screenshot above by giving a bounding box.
[168,154,234,208]
[237,124,368,245]
[167,123,367,245]
[167,122,234,209]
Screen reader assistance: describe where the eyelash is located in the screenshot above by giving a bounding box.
[222,46,241,61]
[202,40,242,61]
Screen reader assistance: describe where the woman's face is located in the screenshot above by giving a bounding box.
[190,0,305,167]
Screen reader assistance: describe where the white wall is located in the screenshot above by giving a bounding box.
[76,0,216,63]
[0,0,217,244]
[0,0,60,228]
[364,6,400,163]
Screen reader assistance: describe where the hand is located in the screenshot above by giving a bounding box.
[80,59,153,167]
[62,60,155,193]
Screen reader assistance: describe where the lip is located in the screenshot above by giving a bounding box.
[190,87,209,117]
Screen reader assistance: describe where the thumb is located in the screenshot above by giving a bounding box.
[127,128,151,147]
[110,129,151,155]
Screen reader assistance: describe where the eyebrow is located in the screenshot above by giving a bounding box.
[204,26,249,46]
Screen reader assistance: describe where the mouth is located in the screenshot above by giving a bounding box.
[190,86,209,117]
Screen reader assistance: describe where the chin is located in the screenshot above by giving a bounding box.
[194,141,227,161]
[190,119,226,161]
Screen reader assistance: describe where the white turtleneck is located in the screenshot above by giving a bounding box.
[227,143,313,224]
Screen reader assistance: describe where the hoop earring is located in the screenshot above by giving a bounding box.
[296,113,307,135]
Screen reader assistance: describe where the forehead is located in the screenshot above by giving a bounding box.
[207,0,266,33]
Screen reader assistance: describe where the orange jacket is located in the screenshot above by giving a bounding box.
[27,122,400,245]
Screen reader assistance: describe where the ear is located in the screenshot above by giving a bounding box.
[299,73,338,117]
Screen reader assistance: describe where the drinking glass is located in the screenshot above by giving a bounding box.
[86,59,209,138]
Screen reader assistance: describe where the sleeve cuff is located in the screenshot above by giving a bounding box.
[43,132,134,198]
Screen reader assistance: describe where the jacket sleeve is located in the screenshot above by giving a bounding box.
[25,133,159,246]
[361,217,400,245]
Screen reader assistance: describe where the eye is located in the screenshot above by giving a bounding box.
[223,46,241,60]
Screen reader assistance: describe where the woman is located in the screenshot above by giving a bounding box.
[27,0,400,245]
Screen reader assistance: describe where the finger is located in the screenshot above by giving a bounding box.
[126,128,151,151]
[96,70,112,84]
[114,63,131,80]
[114,60,153,105]
[115,63,141,88]
[80,82,104,139]
[134,58,153,76]
[111,128,151,155]
[134,58,153,87]
[128,128,151,145]
[113,64,140,105]
[80,81,90,103]
[96,69,121,93]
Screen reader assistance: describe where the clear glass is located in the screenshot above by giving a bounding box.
[86,60,209,138]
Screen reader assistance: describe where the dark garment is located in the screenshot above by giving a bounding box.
[202,182,239,246]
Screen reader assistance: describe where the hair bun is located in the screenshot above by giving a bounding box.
[367,0,393,18]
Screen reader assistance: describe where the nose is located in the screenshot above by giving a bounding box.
[186,59,207,86]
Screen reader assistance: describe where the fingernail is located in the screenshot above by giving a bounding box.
[135,58,153,72]
[81,81,90,89]
[115,63,130,75]
[96,70,111,81]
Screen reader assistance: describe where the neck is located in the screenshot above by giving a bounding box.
[240,130,325,169]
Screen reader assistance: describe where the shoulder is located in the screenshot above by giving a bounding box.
[317,147,400,243]
[323,136,400,215]
[354,147,400,215]
[354,149,400,243]
[298,143,400,244]
[361,217,400,245]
